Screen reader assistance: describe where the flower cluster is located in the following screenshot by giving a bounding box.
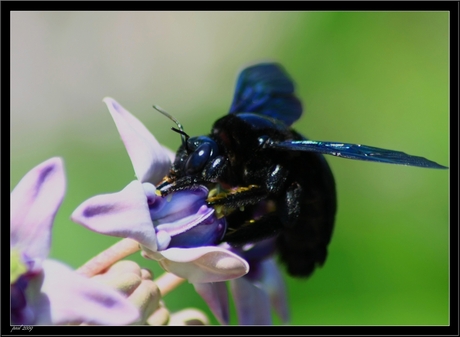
[10,158,139,325]
[10,98,290,326]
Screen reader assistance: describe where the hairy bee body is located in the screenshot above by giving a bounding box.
[157,63,446,277]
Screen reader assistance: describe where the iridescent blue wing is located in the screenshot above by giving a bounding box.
[267,139,447,169]
[229,63,302,126]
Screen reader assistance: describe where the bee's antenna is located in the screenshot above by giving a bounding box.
[153,105,189,147]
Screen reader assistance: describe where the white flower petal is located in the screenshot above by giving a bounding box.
[260,259,290,323]
[144,247,249,283]
[230,276,272,325]
[162,146,177,164]
[11,157,65,268]
[30,260,139,325]
[71,180,157,251]
[193,282,229,325]
[103,97,171,184]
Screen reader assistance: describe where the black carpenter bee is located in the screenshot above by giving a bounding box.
[156,63,447,277]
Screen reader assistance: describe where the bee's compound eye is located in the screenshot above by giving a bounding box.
[185,143,213,175]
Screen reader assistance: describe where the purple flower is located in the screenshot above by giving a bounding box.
[194,237,289,325]
[143,184,226,251]
[10,158,139,325]
[71,98,248,283]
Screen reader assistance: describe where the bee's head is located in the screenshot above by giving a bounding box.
[154,105,220,195]
[180,136,219,175]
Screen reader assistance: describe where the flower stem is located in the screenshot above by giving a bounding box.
[155,272,185,296]
[76,238,140,277]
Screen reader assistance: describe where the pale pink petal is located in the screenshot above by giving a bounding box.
[230,276,272,325]
[71,180,157,251]
[162,146,176,164]
[260,259,289,323]
[30,260,139,325]
[11,157,65,268]
[143,247,249,283]
[103,97,171,184]
[193,282,229,325]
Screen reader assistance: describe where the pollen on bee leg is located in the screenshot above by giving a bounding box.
[207,187,219,198]
[155,190,162,196]
[214,205,223,218]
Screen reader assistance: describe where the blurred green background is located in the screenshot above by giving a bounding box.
[11,12,448,325]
